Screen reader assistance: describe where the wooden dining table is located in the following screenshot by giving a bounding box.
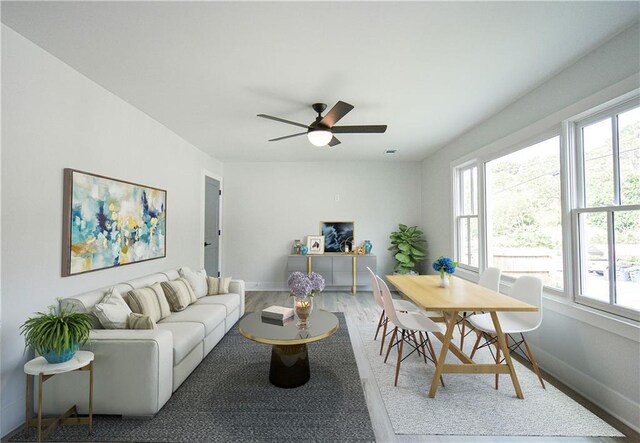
[386,274,538,399]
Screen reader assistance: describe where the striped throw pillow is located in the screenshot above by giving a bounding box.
[207,276,232,295]
[128,313,157,330]
[161,278,197,311]
[126,283,171,322]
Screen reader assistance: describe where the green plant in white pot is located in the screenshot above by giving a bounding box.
[389,224,427,274]
[20,299,92,364]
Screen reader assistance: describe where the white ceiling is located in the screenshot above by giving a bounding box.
[2,2,639,162]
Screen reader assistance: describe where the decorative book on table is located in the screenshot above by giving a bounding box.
[261,305,294,321]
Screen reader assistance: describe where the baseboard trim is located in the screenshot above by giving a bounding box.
[527,341,640,433]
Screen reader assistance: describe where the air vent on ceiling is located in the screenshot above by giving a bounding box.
[385,149,397,154]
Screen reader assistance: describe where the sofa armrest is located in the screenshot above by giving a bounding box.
[42,328,173,416]
[229,279,245,316]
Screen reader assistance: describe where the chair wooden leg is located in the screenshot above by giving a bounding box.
[460,314,466,350]
[384,327,397,363]
[374,310,385,341]
[469,331,482,360]
[495,335,501,390]
[379,316,389,355]
[411,331,427,363]
[418,331,428,364]
[423,333,445,387]
[522,335,546,389]
[394,330,405,386]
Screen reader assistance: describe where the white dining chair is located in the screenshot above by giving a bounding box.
[468,275,545,389]
[377,275,446,387]
[459,267,502,350]
[367,267,419,355]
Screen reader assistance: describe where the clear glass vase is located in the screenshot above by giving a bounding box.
[294,295,313,329]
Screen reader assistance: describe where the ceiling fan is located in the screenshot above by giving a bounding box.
[257,101,387,147]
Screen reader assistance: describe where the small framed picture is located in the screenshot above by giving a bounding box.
[306,235,325,254]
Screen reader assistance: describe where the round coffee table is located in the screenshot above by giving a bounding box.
[239,309,339,388]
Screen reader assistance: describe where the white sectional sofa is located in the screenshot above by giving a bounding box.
[41,267,245,416]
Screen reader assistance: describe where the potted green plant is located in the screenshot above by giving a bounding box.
[20,299,92,364]
[389,224,427,274]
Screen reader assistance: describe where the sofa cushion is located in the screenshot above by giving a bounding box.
[161,278,197,312]
[195,293,241,316]
[127,283,172,323]
[92,287,132,329]
[179,267,208,298]
[157,322,205,364]
[128,313,157,330]
[159,304,226,335]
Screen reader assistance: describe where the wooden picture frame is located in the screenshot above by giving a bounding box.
[321,221,354,253]
[62,169,167,277]
[306,235,325,255]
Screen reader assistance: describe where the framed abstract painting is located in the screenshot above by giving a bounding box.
[62,169,167,276]
[321,221,354,253]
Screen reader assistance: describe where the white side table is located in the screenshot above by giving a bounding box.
[24,350,94,442]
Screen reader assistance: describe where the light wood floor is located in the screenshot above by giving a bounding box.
[247,290,638,443]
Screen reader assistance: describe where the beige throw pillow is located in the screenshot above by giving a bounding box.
[127,283,171,323]
[161,278,197,311]
[207,276,232,295]
[92,287,132,329]
[179,267,208,298]
[128,313,157,330]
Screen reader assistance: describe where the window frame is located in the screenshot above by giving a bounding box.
[453,162,480,272]
[571,97,640,321]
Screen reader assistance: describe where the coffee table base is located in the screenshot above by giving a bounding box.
[269,343,310,388]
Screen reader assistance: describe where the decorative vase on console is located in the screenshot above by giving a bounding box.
[364,240,373,254]
[287,271,325,329]
[432,256,457,288]
[300,244,309,256]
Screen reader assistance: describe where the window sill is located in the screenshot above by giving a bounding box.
[454,271,640,342]
[541,293,640,342]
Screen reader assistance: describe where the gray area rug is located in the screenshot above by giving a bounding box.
[12,313,374,442]
[357,321,623,437]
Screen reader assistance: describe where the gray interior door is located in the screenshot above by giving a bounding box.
[204,177,220,277]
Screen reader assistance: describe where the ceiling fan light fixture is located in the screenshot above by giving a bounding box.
[307,128,333,147]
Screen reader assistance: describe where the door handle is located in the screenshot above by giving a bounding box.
[204,242,211,247]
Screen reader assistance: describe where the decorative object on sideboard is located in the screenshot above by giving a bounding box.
[321,221,354,253]
[300,244,309,255]
[433,256,458,288]
[293,239,302,255]
[364,240,373,254]
[307,235,325,254]
[389,224,427,274]
[288,271,325,329]
[62,169,166,277]
[20,299,92,364]
[341,237,354,254]
[355,246,366,255]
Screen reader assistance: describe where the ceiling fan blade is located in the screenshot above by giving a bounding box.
[257,114,309,129]
[331,125,387,134]
[319,101,354,128]
[328,136,341,147]
[268,132,307,142]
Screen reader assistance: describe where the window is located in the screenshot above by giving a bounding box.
[455,165,479,269]
[486,136,564,290]
[575,103,640,318]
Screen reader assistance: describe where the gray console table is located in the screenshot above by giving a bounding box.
[287,254,377,294]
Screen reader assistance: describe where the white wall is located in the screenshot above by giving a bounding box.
[222,162,422,289]
[0,26,222,435]
[421,24,640,430]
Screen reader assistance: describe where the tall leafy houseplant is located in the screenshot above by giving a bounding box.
[20,300,92,363]
[389,224,427,274]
